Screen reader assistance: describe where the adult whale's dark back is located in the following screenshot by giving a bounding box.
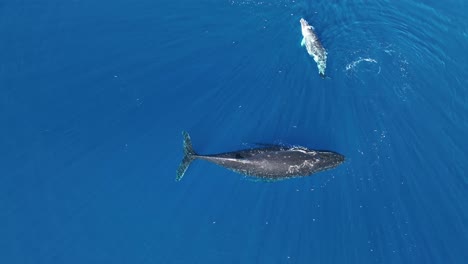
[176,132,344,181]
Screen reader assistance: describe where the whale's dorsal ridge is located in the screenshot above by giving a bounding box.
[253,143,285,148]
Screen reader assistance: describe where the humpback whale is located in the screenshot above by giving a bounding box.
[176,132,344,181]
[300,18,327,78]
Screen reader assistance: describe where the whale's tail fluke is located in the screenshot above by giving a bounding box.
[319,73,332,80]
[176,131,197,181]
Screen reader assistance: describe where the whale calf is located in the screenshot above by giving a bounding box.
[176,132,344,181]
[300,18,327,78]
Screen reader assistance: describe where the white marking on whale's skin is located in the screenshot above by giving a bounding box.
[300,18,327,77]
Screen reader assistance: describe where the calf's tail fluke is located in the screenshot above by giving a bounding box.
[176,131,197,181]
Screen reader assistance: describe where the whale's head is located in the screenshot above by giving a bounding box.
[313,151,345,171]
[300,18,314,36]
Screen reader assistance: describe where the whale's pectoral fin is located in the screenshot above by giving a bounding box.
[300,38,305,47]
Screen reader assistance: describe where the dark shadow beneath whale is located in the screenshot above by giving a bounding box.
[176,132,345,181]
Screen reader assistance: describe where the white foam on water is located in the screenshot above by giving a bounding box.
[345,57,378,71]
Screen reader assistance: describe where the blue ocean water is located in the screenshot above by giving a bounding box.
[1,0,467,263]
